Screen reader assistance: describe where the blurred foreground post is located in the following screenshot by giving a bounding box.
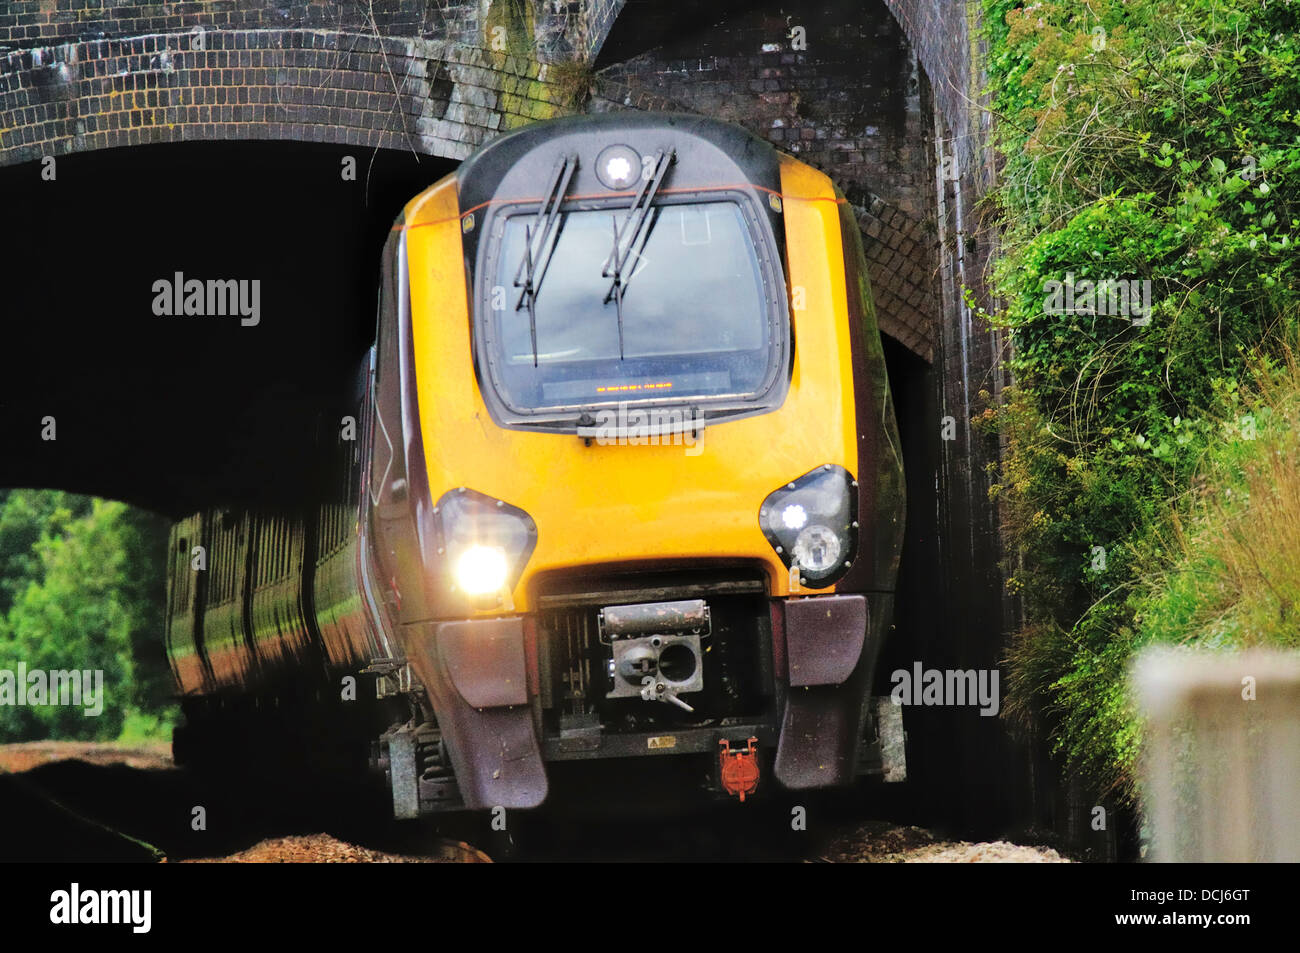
[1134,649,1300,862]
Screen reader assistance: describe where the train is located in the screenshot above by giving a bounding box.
[164,112,907,817]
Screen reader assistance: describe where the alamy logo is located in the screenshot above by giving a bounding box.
[1043,273,1152,326]
[152,272,260,326]
[50,884,151,933]
[890,662,1000,716]
[593,402,705,456]
[0,663,103,716]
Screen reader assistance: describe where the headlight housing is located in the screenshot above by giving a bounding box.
[759,464,857,587]
[434,487,538,605]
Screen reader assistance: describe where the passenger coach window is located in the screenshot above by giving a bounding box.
[483,199,775,415]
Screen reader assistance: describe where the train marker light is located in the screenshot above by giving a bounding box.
[781,503,808,530]
[606,156,631,183]
[595,144,641,190]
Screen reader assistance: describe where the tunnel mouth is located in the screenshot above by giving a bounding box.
[0,140,456,516]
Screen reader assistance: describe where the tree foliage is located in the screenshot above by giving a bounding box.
[0,490,174,741]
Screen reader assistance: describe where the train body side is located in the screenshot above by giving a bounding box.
[164,364,378,699]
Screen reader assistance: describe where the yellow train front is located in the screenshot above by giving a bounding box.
[164,112,906,817]
[370,112,905,813]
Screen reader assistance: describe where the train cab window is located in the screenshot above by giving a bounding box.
[478,197,786,422]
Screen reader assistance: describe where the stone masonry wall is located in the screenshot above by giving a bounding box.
[0,0,598,166]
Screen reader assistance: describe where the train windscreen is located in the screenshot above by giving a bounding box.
[481,199,778,416]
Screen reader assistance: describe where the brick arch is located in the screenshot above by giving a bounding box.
[1,1,964,182]
[2,29,586,165]
[0,1,606,167]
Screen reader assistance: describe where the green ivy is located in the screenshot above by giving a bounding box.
[981,0,1300,801]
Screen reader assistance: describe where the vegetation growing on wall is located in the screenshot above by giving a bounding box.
[486,0,593,126]
[980,0,1300,799]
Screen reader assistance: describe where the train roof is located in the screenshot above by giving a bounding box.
[455,112,784,215]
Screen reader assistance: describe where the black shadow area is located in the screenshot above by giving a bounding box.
[0,141,456,516]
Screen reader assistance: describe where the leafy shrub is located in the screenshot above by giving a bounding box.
[981,0,1300,799]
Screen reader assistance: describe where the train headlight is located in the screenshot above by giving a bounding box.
[759,465,857,587]
[793,524,842,574]
[454,545,509,596]
[434,488,538,603]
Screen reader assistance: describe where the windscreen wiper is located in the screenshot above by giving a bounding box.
[514,153,577,366]
[602,148,675,359]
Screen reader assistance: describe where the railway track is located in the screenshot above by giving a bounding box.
[0,743,1067,863]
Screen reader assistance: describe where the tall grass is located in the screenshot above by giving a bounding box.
[1138,343,1300,656]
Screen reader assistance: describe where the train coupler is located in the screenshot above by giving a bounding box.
[718,737,761,802]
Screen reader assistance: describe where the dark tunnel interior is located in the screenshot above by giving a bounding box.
[0,141,457,517]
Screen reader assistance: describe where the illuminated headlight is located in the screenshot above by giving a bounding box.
[454,545,509,596]
[434,487,538,603]
[759,465,857,586]
[595,144,641,190]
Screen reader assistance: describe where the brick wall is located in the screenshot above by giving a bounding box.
[1,29,587,163]
[882,0,988,186]
[1,1,541,52]
[0,0,600,166]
